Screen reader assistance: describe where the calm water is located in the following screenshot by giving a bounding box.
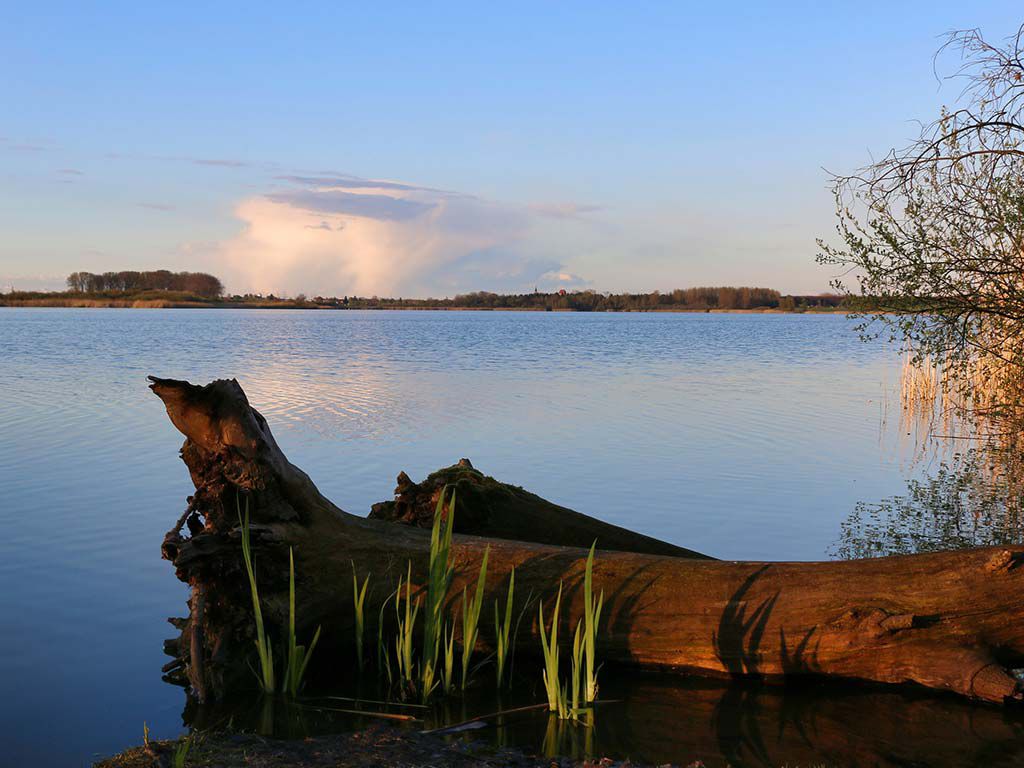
[0,308,1018,766]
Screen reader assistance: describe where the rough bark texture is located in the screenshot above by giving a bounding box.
[369,460,710,559]
[151,376,1024,705]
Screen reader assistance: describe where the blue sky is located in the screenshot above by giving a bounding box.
[2,2,1021,296]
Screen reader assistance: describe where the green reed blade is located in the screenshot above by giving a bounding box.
[238,496,275,693]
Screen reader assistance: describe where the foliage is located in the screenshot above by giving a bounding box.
[377,588,394,686]
[441,622,456,693]
[238,498,320,697]
[493,567,515,688]
[460,546,489,689]
[582,542,603,703]
[818,24,1024,424]
[238,498,275,694]
[330,286,839,312]
[833,449,1024,559]
[5,282,846,313]
[283,547,322,697]
[171,734,193,768]
[393,562,420,687]
[351,562,370,670]
[66,269,223,297]
[569,619,584,721]
[538,551,601,721]
[421,488,456,698]
[539,583,564,714]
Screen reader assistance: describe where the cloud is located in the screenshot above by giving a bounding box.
[213,174,590,296]
[192,157,248,168]
[58,168,83,176]
[434,250,580,294]
[266,188,434,221]
[529,202,604,219]
[139,202,176,211]
[539,270,590,287]
[276,174,447,194]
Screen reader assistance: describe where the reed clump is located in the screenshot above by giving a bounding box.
[351,562,370,670]
[539,582,565,716]
[171,734,193,768]
[238,496,321,697]
[333,500,609,721]
[582,542,603,703]
[494,567,515,688]
[238,498,275,694]
[284,548,322,696]
[393,562,420,689]
[538,543,603,721]
[350,486,500,702]
[460,546,489,690]
[420,489,456,698]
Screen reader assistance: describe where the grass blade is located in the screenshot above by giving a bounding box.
[460,545,489,690]
[238,496,275,693]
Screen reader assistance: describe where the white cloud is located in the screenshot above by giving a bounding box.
[540,270,589,286]
[214,175,591,297]
[528,202,603,219]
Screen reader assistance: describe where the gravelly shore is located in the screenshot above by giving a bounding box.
[95,724,697,768]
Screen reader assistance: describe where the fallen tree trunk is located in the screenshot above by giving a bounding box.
[368,460,710,559]
[150,376,1024,704]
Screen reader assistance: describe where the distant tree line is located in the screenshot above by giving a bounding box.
[43,273,843,311]
[449,286,786,311]
[301,287,846,311]
[66,270,224,297]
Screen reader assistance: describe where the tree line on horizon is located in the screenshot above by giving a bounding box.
[309,287,844,311]
[65,270,224,298]
[35,271,846,311]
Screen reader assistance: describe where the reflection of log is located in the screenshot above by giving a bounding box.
[369,461,710,558]
[151,376,1024,704]
[597,677,1024,767]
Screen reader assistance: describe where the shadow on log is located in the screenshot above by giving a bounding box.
[369,460,710,558]
[150,376,1024,705]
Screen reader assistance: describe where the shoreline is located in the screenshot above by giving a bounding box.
[96,725,667,768]
[0,298,846,313]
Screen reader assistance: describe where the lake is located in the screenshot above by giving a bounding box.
[1,308,1019,766]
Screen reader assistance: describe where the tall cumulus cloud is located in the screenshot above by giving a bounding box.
[215,175,593,297]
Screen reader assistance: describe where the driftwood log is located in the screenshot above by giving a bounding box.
[151,376,1024,705]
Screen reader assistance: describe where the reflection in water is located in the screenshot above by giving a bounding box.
[179,672,1024,767]
[854,351,1024,560]
[834,448,1024,559]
